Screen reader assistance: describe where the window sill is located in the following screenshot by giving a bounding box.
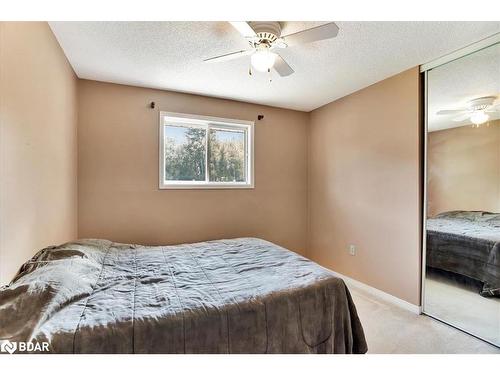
[159,182,254,190]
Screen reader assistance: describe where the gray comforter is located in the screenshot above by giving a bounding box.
[426,211,500,297]
[0,238,367,354]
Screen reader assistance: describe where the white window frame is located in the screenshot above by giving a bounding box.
[159,111,254,189]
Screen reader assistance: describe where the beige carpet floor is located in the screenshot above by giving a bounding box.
[347,282,500,354]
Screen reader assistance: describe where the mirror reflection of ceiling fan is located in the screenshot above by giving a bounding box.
[437,96,500,126]
[203,21,340,78]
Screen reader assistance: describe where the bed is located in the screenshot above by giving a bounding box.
[426,211,500,297]
[0,237,367,354]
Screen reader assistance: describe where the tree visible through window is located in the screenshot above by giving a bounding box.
[164,125,206,181]
[208,128,245,182]
[160,113,253,188]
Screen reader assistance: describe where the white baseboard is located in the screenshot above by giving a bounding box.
[327,269,422,315]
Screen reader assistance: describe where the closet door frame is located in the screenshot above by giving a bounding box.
[420,32,500,348]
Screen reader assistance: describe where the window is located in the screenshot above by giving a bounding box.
[159,112,254,189]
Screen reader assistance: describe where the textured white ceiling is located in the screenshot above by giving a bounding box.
[428,42,499,132]
[49,21,500,112]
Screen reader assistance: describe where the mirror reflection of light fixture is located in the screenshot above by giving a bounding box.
[470,111,489,126]
[436,96,498,127]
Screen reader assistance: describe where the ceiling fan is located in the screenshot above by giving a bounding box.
[203,21,340,77]
[437,96,500,126]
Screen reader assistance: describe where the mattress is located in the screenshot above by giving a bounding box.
[426,211,500,297]
[0,238,367,354]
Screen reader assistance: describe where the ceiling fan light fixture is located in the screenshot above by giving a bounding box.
[205,21,340,78]
[470,111,489,125]
[251,49,277,72]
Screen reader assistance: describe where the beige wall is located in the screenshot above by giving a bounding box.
[77,80,309,255]
[0,22,78,284]
[308,68,422,305]
[428,120,500,217]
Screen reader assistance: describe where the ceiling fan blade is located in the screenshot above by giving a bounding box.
[204,49,254,63]
[273,54,294,77]
[453,113,472,122]
[436,109,468,115]
[281,22,339,47]
[229,22,257,38]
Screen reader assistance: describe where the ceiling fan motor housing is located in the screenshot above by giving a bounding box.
[468,96,496,111]
[249,21,282,46]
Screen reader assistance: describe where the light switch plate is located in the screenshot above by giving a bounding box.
[349,245,356,256]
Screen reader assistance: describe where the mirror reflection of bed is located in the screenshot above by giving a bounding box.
[425,210,500,344]
[424,42,500,346]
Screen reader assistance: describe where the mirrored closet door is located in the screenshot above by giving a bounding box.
[423,40,500,347]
